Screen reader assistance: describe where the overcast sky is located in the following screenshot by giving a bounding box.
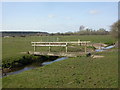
[1,2,118,33]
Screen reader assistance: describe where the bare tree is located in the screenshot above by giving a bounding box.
[110,20,120,39]
[79,25,85,31]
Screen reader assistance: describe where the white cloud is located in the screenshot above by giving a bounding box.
[65,17,72,20]
[89,10,99,15]
[48,14,56,18]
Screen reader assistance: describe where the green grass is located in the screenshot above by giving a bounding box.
[3,50,118,88]
[2,35,116,67]
[2,35,118,88]
[2,35,116,60]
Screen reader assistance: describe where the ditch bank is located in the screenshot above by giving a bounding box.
[2,57,68,77]
[2,44,116,77]
[2,55,59,76]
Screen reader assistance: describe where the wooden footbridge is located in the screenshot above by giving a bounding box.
[29,40,91,57]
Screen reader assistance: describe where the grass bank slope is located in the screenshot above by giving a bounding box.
[3,50,118,88]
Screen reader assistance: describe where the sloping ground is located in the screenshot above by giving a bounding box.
[3,50,118,88]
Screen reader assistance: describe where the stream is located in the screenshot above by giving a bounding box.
[95,45,115,52]
[2,45,115,78]
[2,57,68,77]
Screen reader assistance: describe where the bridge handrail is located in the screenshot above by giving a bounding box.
[31,41,91,53]
[31,41,90,44]
[32,45,67,47]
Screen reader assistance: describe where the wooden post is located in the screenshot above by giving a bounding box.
[49,47,51,52]
[78,39,80,45]
[100,43,102,49]
[49,43,51,52]
[66,43,68,53]
[34,43,36,52]
[85,41,87,54]
[80,40,81,46]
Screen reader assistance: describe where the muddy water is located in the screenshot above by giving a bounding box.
[2,57,68,77]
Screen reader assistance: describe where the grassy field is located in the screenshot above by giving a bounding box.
[2,35,116,65]
[2,35,116,59]
[3,50,118,88]
[2,35,118,88]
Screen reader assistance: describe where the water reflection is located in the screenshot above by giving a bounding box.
[42,57,68,66]
[3,57,68,77]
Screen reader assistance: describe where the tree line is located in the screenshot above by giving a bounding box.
[2,20,119,39]
[51,28,109,36]
[51,20,119,39]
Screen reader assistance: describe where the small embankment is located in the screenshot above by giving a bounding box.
[2,54,58,74]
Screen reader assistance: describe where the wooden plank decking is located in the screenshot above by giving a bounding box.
[29,51,85,57]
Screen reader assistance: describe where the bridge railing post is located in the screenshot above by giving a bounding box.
[66,43,68,53]
[34,43,36,52]
[84,41,87,54]
[49,43,51,52]
[78,39,81,46]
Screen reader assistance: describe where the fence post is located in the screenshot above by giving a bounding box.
[66,43,68,53]
[34,43,36,52]
[49,43,51,52]
[85,41,87,54]
[78,39,80,45]
[80,40,81,46]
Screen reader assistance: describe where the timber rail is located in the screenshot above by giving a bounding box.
[30,40,91,57]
